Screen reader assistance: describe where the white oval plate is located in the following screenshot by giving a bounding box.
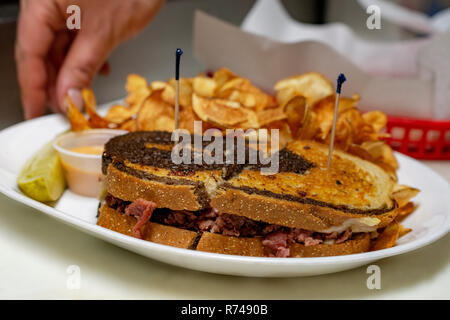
[0,113,449,277]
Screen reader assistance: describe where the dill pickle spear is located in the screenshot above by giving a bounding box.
[17,140,66,202]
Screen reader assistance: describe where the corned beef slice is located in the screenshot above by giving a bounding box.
[125,199,157,239]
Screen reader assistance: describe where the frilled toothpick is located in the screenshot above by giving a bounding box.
[174,48,183,130]
[327,73,346,171]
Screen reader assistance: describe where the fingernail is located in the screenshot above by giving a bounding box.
[63,88,83,113]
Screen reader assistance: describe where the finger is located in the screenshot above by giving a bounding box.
[15,0,67,119]
[56,31,114,112]
[15,7,55,119]
[47,31,73,112]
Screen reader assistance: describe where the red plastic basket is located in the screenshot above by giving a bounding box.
[385,116,450,160]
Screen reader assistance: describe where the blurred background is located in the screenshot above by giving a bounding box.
[0,0,448,129]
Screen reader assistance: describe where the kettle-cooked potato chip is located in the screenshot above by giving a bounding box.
[126,74,147,92]
[391,185,420,208]
[165,78,193,108]
[119,119,137,132]
[105,105,136,124]
[263,120,293,149]
[257,107,287,127]
[218,78,273,110]
[370,221,400,251]
[192,93,248,128]
[150,81,168,91]
[361,140,399,170]
[213,67,237,91]
[362,110,388,133]
[274,72,334,107]
[137,93,174,131]
[283,95,307,137]
[81,88,112,128]
[125,74,151,109]
[66,95,90,131]
[193,77,217,98]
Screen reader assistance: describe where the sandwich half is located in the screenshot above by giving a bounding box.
[98,131,398,257]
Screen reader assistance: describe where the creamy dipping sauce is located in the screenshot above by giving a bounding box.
[69,145,104,155]
[61,145,105,197]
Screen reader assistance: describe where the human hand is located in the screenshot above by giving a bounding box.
[15,0,164,119]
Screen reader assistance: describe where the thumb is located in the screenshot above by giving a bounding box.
[56,32,113,112]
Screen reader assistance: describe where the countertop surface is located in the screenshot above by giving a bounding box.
[0,161,448,299]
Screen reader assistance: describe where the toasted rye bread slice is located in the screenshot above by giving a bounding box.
[210,187,397,233]
[97,204,199,248]
[105,162,219,211]
[196,232,370,257]
[215,140,397,232]
[98,204,371,258]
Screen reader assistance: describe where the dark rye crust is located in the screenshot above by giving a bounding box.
[103,131,246,178]
[102,131,314,176]
[98,204,371,257]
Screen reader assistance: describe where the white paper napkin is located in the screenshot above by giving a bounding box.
[193,0,449,119]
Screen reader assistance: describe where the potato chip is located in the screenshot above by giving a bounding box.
[218,89,256,107]
[193,77,217,98]
[297,109,318,140]
[274,72,334,107]
[398,224,412,238]
[275,87,298,109]
[137,93,174,131]
[347,144,374,161]
[392,185,420,208]
[346,143,396,178]
[66,95,90,131]
[104,105,135,124]
[339,94,360,113]
[125,87,151,108]
[218,78,273,110]
[264,120,293,149]
[279,95,306,137]
[213,67,237,91]
[333,117,353,151]
[178,106,199,134]
[192,93,248,128]
[126,74,148,92]
[257,107,287,127]
[370,221,400,251]
[81,88,111,128]
[341,108,378,144]
[125,74,151,109]
[361,140,399,170]
[312,95,335,140]
[161,84,176,106]
[119,119,137,132]
[289,93,361,143]
[237,108,259,129]
[150,81,168,91]
[165,78,193,108]
[362,111,387,132]
[395,202,417,223]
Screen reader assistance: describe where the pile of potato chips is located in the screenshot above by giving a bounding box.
[67,68,398,174]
